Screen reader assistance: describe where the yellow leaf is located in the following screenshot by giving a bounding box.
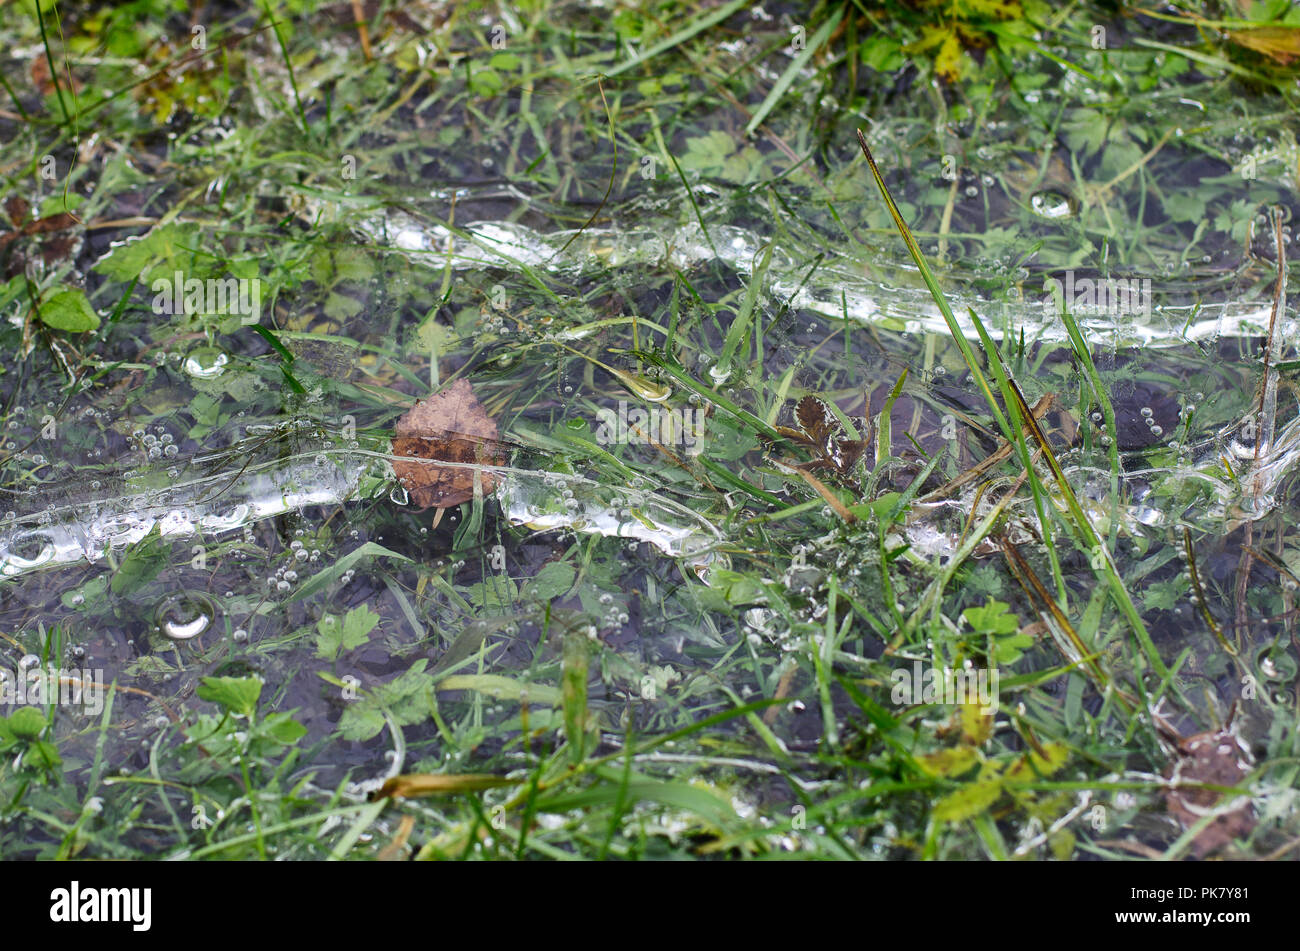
[906,25,951,55]
[1228,27,1300,65]
[933,778,1002,822]
[1006,742,1071,782]
[960,703,994,745]
[1049,829,1076,860]
[916,746,979,778]
[373,773,518,800]
[959,0,1021,19]
[934,31,965,82]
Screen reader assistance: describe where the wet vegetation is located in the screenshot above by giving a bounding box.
[0,0,1298,859]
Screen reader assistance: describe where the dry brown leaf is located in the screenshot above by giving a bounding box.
[774,394,868,488]
[0,201,83,279]
[390,378,504,510]
[1164,725,1256,857]
[30,55,84,98]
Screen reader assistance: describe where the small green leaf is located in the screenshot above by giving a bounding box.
[93,223,200,283]
[705,568,766,606]
[849,491,905,522]
[437,674,561,707]
[488,52,521,71]
[197,675,262,717]
[259,712,307,746]
[24,739,61,771]
[464,576,519,610]
[324,291,363,321]
[536,780,738,830]
[530,562,576,602]
[7,706,48,738]
[338,660,436,741]
[314,605,380,659]
[39,288,100,332]
[337,705,388,742]
[964,599,1031,664]
[962,599,1019,635]
[292,543,412,602]
[62,575,108,610]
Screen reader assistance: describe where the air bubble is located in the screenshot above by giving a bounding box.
[155,593,217,641]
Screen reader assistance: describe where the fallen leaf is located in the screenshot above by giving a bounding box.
[796,394,836,451]
[390,378,504,509]
[30,54,83,98]
[0,203,82,279]
[773,393,868,487]
[376,814,416,860]
[1164,725,1256,857]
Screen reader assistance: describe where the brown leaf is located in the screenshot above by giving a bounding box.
[796,395,835,449]
[30,55,84,97]
[781,395,867,488]
[0,207,82,279]
[3,196,29,226]
[390,378,504,510]
[832,438,868,473]
[24,212,79,235]
[1164,726,1256,857]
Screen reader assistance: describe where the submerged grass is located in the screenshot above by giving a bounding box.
[858,128,1168,685]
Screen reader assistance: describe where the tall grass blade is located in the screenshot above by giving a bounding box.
[856,129,1168,679]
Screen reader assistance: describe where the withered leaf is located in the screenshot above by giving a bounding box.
[796,394,836,450]
[831,438,867,474]
[0,202,82,279]
[30,55,83,98]
[1228,27,1300,65]
[390,378,504,510]
[1164,726,1256,857]
[371,772,518,801]
[775,394,868,489]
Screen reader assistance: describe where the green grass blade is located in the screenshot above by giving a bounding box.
[856,129,1168,679]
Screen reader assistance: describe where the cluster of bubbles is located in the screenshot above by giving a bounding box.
[267,562,299,591]
[289,535,323,564]
[131,425,179,461]
[1138,405,1163,439]
[596,590,630,629]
